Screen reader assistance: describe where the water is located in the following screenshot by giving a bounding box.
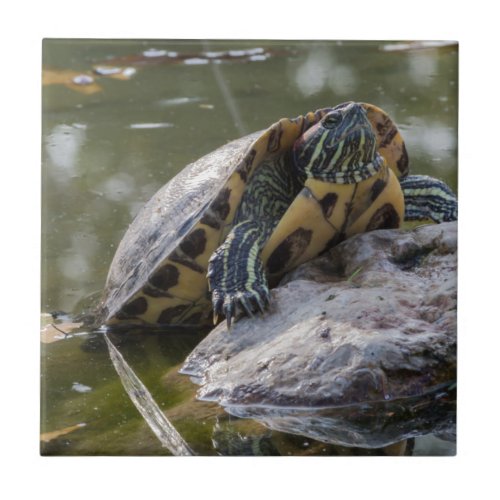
[41,39,457,456]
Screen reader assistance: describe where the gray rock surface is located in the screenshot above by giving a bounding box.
[180,222,457,447]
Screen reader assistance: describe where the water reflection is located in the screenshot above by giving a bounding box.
[224,383,456,449]
[128,122,174,129]
[408,51,439,87]
[328,62,357,96]
[294,47,359,98]
[97,172,136,202]
[295,49,334,96]
[57,252,90,281]
[417,123,456,156]
[70,231,100,259]
[402,118,457,176]
[45,123,87,182]
[156,96,204,107]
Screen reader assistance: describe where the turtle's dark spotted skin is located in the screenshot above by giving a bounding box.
[366,203,401,231]
[371,179,388,201]
[319,192,339,218]
[200,188,232,228]
[266,227,313,276]
[99,101,457,329]
[118,296,148,317]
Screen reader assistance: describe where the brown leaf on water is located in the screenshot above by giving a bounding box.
[42,68,103,94]
[40,423,87,443]
[40,321,83,343]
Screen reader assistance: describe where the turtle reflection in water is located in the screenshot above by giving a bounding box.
[97,101,457,330]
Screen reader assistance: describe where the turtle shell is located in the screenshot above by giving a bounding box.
[362,103,409,178]
[99,104,407,328]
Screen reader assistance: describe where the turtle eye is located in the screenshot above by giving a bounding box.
[322,111,342,129]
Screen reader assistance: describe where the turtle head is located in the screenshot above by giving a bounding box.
[293,101,382,184]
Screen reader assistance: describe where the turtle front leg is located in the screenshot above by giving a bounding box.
[207,220,271,328]
[400,175,457,223]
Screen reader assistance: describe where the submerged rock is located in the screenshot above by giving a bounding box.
[180,222,457,448]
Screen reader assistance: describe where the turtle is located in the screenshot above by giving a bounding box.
[97,101,457,330]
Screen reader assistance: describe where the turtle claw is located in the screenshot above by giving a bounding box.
[252,294,266,315]
[210,285,271,328]
[239,295,255,318]
[223,299,236,329]
[251,286,270,314]
[212,292,224,324]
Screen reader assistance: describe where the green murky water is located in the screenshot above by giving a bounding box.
[41,39,457,456]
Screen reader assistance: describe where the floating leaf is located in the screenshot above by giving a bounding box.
[71,382,93,393]
[40,423,86,443]
[128,122,174,129]
[92,65,122,76]
[42,68,103,94]
[380,41,457,52]
[109,67,137,80]
[92,65,137,80]
[100,46,278,68]
[40,321,83,343]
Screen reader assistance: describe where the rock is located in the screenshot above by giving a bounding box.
[180,222,457,448]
